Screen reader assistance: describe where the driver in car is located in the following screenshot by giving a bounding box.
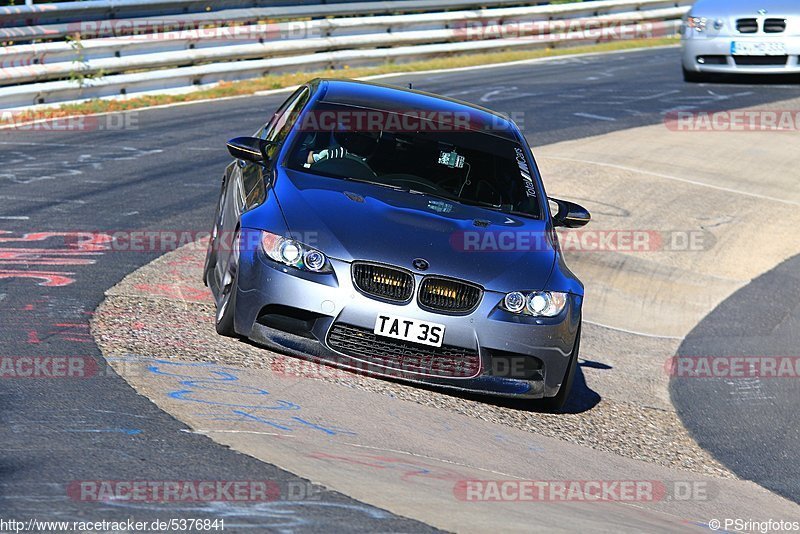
[306,145,349,166]
[301,131,379,168]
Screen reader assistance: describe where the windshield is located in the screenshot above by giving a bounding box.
[285,102,542,218]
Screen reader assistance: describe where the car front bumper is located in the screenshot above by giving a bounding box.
[233,240,582,400]
[682,34,800,74]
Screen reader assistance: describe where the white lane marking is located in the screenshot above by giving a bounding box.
[0,141,85,147]
[666,90,753,104]
[583,319,684,340]
[0,195,86,204]
[573,112,617,122]
[0,216,30,220]
[183,429,295,438]
[540,155,800,207]
[660,105,699,114]
[479,86,538,103]
[611,89,681,102]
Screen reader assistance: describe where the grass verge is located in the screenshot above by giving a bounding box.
[6,37,677,122]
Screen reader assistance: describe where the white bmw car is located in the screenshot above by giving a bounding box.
[681,0,799,81]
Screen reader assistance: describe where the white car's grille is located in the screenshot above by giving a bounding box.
[736,18,787,34]
[736,18,759,33]
[764,18,787,33]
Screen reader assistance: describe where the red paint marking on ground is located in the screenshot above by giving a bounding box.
[0,270,76,287]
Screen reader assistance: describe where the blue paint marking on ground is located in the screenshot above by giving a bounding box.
[109,354,357,437]
[65,428,142,435]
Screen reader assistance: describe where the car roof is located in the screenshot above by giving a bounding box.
[311,78,520,141]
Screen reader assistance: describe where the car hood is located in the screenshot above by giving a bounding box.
[691,0,798,18]
[267,169,557,291]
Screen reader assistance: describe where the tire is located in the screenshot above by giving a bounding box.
[214,230,240,337]
[541,325,581,413]
[682,67,707,83]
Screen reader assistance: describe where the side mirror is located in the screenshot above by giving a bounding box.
[550,198,591,228]
[227,136,269,163]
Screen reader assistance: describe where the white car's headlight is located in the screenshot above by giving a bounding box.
[501,291,568,317]
[260,231,331,272]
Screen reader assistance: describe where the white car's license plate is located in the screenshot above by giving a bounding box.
[374,314,445,347]
[731,41,787,56]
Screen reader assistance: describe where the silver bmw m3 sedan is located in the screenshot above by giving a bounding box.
[681,0,800,81]
[205,79,591,411]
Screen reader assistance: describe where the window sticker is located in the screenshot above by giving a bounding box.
[438,150,465,169]
[514,147,537,198]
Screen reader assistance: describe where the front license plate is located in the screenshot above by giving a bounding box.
[374,314,445,348]
[731,41,787,56]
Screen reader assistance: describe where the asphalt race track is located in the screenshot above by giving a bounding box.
[672,253,800,504]
[1,47,798,526]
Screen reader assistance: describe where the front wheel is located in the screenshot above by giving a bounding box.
[540,326,581,413]
[215,230,240,337]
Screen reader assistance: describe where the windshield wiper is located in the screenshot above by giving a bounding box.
[413,190,502,211]
[339,175,407,191]
[408,190,540,219]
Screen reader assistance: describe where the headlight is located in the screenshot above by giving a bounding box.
[504,291,526,313]
[501,291,568,317]
[687,16,707,31]
[260,231,331,272]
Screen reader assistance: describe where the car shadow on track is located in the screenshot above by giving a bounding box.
[479,359,608,415]
[689,73,800,85]
[560,359,609,414]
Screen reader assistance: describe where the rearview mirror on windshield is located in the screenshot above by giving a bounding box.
[550,198,591,228]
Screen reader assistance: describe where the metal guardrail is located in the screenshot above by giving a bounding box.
[0,0,554,31]
[0,0,690,108]
[0,0,658,44]
[0,5,687,75]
